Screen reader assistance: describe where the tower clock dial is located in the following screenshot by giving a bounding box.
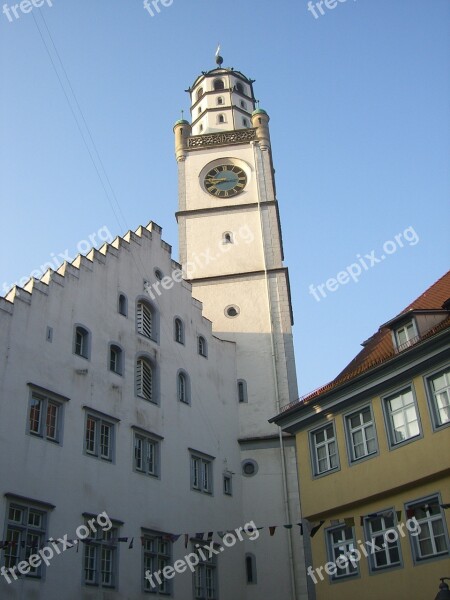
[204,164,247,198]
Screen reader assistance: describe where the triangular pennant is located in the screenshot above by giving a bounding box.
[128,538,134,549]
[283,524,293,530]
[440,503,450,509]
[207,532,214,540]
[269,526,277,536]
[298,523,303,536]
[164,534,181,543]
[195,533,204,541]
[310,520,325,538]
[117,537,128,543]
[344,517,355,527]
[406,508,415,519]
[360,516,364,526]
[217,531,226,539]
[184,534,189,549]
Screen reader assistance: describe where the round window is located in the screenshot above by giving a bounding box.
[242,460,258,477]
[225,305,240,318]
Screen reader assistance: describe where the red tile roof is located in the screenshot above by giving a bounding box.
[283,271,450,412]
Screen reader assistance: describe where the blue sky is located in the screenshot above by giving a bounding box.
[1,0,449,396]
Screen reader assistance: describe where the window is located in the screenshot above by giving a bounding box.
[326,525,358,580]
[143,532,172,594]
[406,496,449,562]
[133,431,160,477]
[223,232,233,244]
[178,371,190,404]
[237,380,248,403]
[83,521,119,588]
[394,320,418,351]
[84,413,115,462]
[199,124,204,132]
[225,305,240,318]
[109,344,123,375]
[154,268,163,281]
[3,497,50,579]
[191,453,213,494]
[223,474,232,496]
[217,114,226,124]
[345,406,377,462]
[196,87,204,100]
[426,368,450,428]
[193,542,217,599]
[118,293,127,316]
[74,325,90,359]
[198,106,202,115]
[311,423,339,475]
[245,554,257,584]
[236,82,244,93]
[242,459,258,477]
[213,79,224,91]
[174,317,184,344]
[384,387,421,447]
[198,336,207,357]
[217,96,224,105]
[136,357,155,402]
[364,512,401,571]
[28,391,63,443]
[137,301,155,340]
[242,118,249,127]
[240,100,247,109]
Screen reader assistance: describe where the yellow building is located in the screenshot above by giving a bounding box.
[272,272,450,600]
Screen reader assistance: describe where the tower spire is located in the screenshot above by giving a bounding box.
[215,44,223,67]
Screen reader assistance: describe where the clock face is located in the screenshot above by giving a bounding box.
[204,165,247,198]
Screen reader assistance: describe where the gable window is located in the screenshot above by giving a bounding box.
[326,525,359,580]
[174,317,184,344]
[83,519,120,588]
[3,497,50,579]
[345,405,377,462]
[28,390,63,444]
[383,387,421,447]
[84,412,116,462]
[311,423,339,475]
[193,542,217,599]
[118,293,127,317]
[143,532,172,594]
[74,325,90,359]
[198,336,207,357]
[109,344,123,375]
[364,512,401,571]
[136,301,155,340]
[406,495,449,562]
[191,452,214,494]
[237,380,248,403]
[426,368,450,428]
[136,357,154,403]
[133,430,160,477]
[213,79,224,91]
[394,320,418,351]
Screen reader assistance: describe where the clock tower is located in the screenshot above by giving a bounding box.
[174,55,308,599]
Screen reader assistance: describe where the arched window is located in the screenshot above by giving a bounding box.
[246,554,257,584]
[136,357,153,402]
[199,124,204,132]
[118,293,127,317]
[217,96,224,105]
[136,301,154,340]
[174,318,184,344]
[109,344,123,375]
[240,100,247,109]
[236,82,244,94]
[198,336,207,357]
[177,370,190,404]
[223,232,233,244]
[243,118,249,127]
[154,268,163,281]
[238,379,248,403]
[198,106,202,115]
[74,325,90,359]
[214,79,224,91]
[196,87,204,100]
[218,114,226,124]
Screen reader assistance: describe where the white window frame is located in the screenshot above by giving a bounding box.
[190,451,214,495]
[74,324,91,359]
[84,411,116,462]
[364,511,402,572]
[383,386,422,448]
[27,389,64,444]
[425,367,450,429]
[326,524,359,581]
[405,495,450,564]
[310,422,339,476]
[223,473,232,496]
[193,542,218,599]
[344,405,378,463]
[174,317,184,344]
[393,319,418,351]
[133,430,161,478]
[118,293,128,317]
[109,343,123,376]
[83,519,119,588]
[142,531,172,594]
[198,336,207,358]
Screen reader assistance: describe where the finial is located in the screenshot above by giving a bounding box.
[215,44,223,67]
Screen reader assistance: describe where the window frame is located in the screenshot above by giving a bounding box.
[325,523,359,582]
[82,518,120,588]
[343,404,378,464]
[133,428,162,479]
[245,553,257,584]
[405,494,450,565]
[73,324,91,360]
[382,385,422,449]
[136,298,158,343]
[177,370,191,405]
[363,510,403,573]
[118,293,128,317]
[27,387,66,444]
[393,318,418,351]
[83,410,117,463]
[174,317,185,345]
[136,354,158,404]
[223,473,233,496]
[309,421,340,478]
[193,541,218,599]
[108,343,124,376]
[424,365,450,430]
[190,450,214,495]
[237,379,248,403]
[142,530,173,594]
[198,336,208,358]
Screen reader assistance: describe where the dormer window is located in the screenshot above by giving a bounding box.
[394,320,418,351]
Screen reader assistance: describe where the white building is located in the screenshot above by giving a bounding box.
[0,56,309,600]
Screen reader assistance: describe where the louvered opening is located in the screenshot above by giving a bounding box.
[137,302,153,339]
[137,358,153,401]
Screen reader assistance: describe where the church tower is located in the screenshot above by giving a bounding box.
[174,54,308,599]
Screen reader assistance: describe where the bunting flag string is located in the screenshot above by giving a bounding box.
[269,526,277,536]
